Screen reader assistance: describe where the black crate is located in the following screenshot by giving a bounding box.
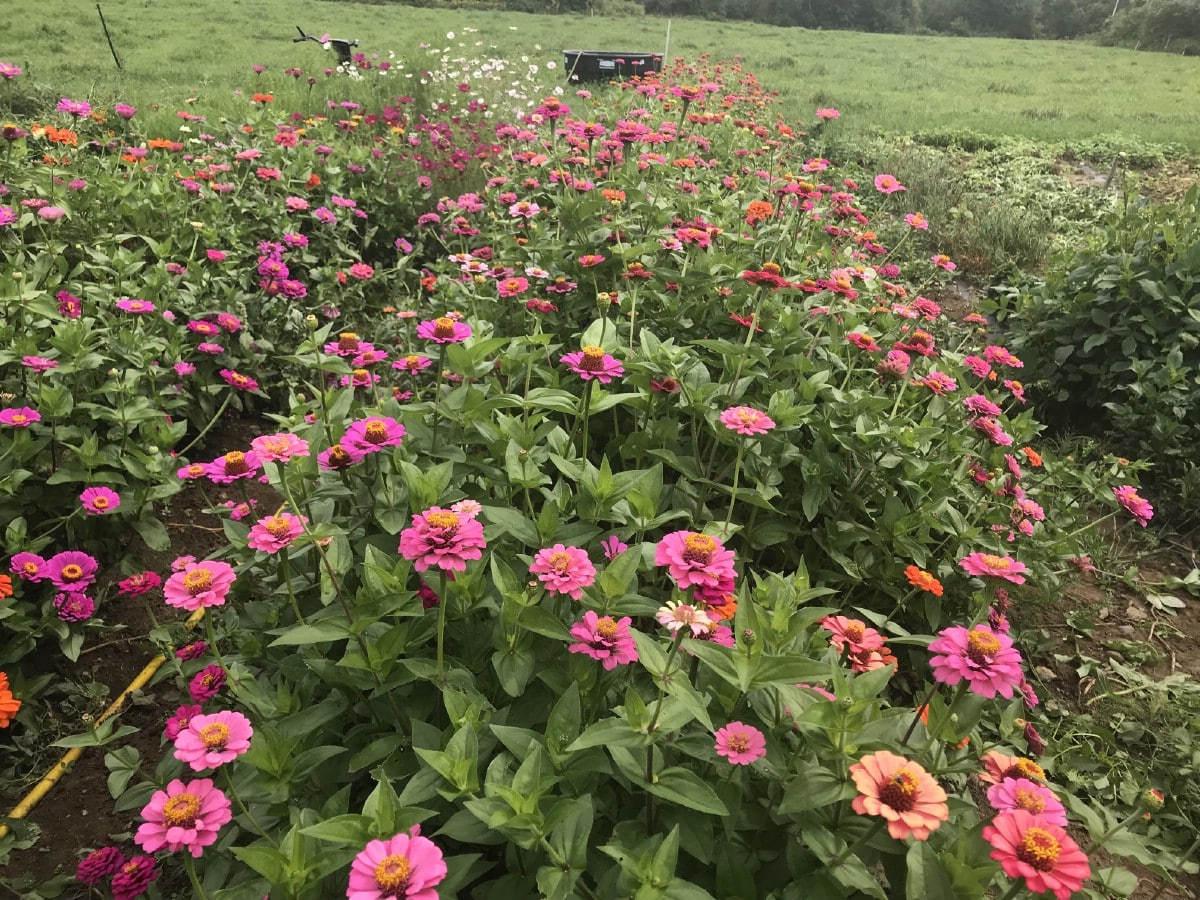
[562,50,663,83]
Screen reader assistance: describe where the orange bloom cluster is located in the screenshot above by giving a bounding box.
[34,124,79,146]
[0,573,12,599]
[0,672,20,728]
[905,565,943,597]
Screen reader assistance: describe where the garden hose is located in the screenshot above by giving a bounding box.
[0,608,206,841]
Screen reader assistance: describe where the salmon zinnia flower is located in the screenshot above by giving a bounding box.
[1112,485,1154,527]
[983,810,1091,900]
[850,750,948,840]
[979,750,1047,785]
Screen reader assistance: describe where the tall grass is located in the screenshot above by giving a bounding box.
[3,0,1200,150]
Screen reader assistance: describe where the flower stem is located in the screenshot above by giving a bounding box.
[721,441,746,538]
[436,569,449,685]
[645,630,688,735]
[993,880,1024,900]
[183,855,210,900]
[279,550,307,626]
[221,766,279,848]
[900,683,939,748]
[432,344,446,454]
[827,818,887,869]
[177,391,234,458]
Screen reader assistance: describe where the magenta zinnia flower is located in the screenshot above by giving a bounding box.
[398,507,487,573]
[346,826,447,900]
[246,513,307,554]
[80,486,121,515]
[173,710,253,771]
[569,611,638,669]
[135,778,232,858]
[654,530,737,597]
[164,704,204,740]
[719,406,775,436]
[204,450,262,484]
[164,561,236,611]
[928,624,1025,699]
[416,316,472,344]
[959,552,1027,584]
[219,369,259,392]
[116,298,155,314]
[0,407,41,428]
[1112,485,1153,527]
[46,550,98,593]
[714,721,766,765]
[560,346,623,383]
[987,777,1068,826]
[343,416,406,456]
[110,856,158,900]
[189,666,226,703]
[10,552,47,582]
[76,846,126,885]
[54,592,95,622]
[529,544,596,600]
[983,810,1091,900]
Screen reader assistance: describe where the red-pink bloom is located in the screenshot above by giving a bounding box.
[119,571,162,597]
[928,624,1025,699]
[719,406,775,436]
[76,846,126,885]
[654,530,737,599]
[164,561,236,611]
[960,552,1027,584]
[987,778,1067,826]
[850,750,948,840]
[347,826,447,900]
[496,276,530,297]
[204,450,263,484]
[110,856,158,900]
[219,369,259,392]
[529,544,596,600]
[569,611,638,669]
[399,507,486,573]
[561,346,624,383]
[931,254,957,271]
[46,550,98,593]
[343,416,406,456]
[984,344,1024,368]
[135,778,232,858]
[963,394,1003,417]
[348,262,375,280]
[983,810,1091,900]
[189,666,226,703]
[165,704,204,740]
[247,513,307,554]
[319,443,362,470]
[714,721,766,765]
[416,317,472,343]
[173,710,253,771]
[250,432,310,462]
[1112,485,1154,527]
[578,254,606,267]
[80,486,120,515]
[175,641,208,661]
[918,371,958,395]
[971,416,1014,446]
[847,332,881,353]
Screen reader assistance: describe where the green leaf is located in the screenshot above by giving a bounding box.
[568,717,648,752]
[132,514,170,551]
[230,846,290,884]
[268,620,351,646]
[778,766,855,813]
[905,842,957,899]
[515,606,571,641]
[483,505,540,546]
[649,825,682,886]
[646,767,729,816]
[105,746,141,799]
[493,647,536,697]
[300,814,374,847]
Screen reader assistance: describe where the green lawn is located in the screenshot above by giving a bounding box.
[4,0,1200,150]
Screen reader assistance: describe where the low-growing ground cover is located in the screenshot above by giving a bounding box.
[1,26,1199,900]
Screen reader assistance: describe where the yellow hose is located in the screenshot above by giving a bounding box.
[0,608,207,840]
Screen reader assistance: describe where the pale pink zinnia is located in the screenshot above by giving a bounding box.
[246,513,307,554]
[959,552,1027,584]
[250,432,310,463]
[398,507,486,573]
[719,406,776,436]
[987,777,1068,826]
[346,826,447,900]
[173,710,253,771]
[568,611,638,669]
[1112,485,1153,527]
[164,560,236,611]
[874,173,906,194]
[928,624,1025,699]
[135,778,232,858]
[713,721,767,765]
[529,544,596,600]
[656,601,713,636]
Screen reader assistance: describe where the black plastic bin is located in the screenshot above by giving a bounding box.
[562,50,663,83]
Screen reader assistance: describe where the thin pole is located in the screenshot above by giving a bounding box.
[664,18,671,60]
[97,4,122,69]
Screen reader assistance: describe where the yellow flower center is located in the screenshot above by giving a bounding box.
[1012,759,1046,781]
[843,621,865,642]
[1014,788,1046,814]
[11,414,27,424]
[426,511,459,530]
[162,792,201,827]
[682,534,717,564]
[21,562,39,577]
[578,346,607,371]
[363,420,388,443]
[374,854,412,892]
[353,368,370,382]
[91,496,110,509]
[338,332,360,350]
[432,317,456,339]
[1018,827,1062,872]
[183,568,213,595]
[727,733,750,753]
[60,564,83,581]
[262,436,287,454]
[981,554,1011,570]
[223,451,249,475]
[405,355,420,367]
[966,628,1001,663]
[187,464,205,477]
[327,445,353,468]
[200,721,231,750]
[878,768,920,812]
[264,516,292,539]
[547,552,573,575]
[595,617,618,640]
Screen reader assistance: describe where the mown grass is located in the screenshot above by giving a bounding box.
[3,0,1200,150]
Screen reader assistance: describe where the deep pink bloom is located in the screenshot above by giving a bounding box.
[189,666,226,703]
[529,544,596,600]
[918,371,958,395]
[114,103,138,120]
[931,254,957,271]
[815,107,840,119]
[416,317,472,343]
[348,262,375,280]
[219,369,258,391]
[319,443,362,471]
[76,846,126,885]
[983,810,1091,900]
[80,486,121,515]
[110,856,158,900]
[164,704,204,740]
[971,416,1014,447]
[398,507,487,573]
[561,346,623,383]
[204,450,262,484]
[10,552,47,582]
[174,710,253,771]
[569,611,638,669]
[346,826,447,900]
[393,354,433,375]
[135,778,232,858]
[116,298,155,314]
[343,416,406,456]
[963,394,1003,417]
[22,355,58,372]
[164,561,236,611]
[57,290,82,318]
[928,624,1025,699]
[960,552,1027,584]
[250,432,310,462]
[847,332,880,353]
[601,535,628,560]
[984,345,1024,368]
[46,550,98,593]
[1112,485,1153,527]
[714,721,767,765]
[719,406,775,436]
[654,531,737,597]
[175,641,208,661]
[987,778,1068,826]
[246,513,307,554]
[54,592,95,622]
[0,407,41,428]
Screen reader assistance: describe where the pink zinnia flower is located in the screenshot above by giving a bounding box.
[1112,485,1153,527]
[247,513,307,554]
[847,332,881,353]
[220,369,258,392]
[561,346,623,383]
[601,535,628,560]
[173,710,253,771]
[928,624,1025,699]
[656,601,713,636]
[983,810,1091,900]
[931,254,957,271]
[820,615,885,655]
[714,721,766,765]
[80,486,120,515]
[46,550,98,593]
[164,704,203,740]
[114,103,138,119]
[10,552,46,582]
[164,560,236,611]
[529,544,596,600]
[874,174,906,194]
[135,778,232,858]
[918,371,958,395]
[22,355,58,372]
[116,298,155,314]
[578,254,605,267]
[971,416,1014,446]
[815,107,840,120]
[963,394,1003,417]
[343,416,406,456]
[416,317,472,343]
[54,592,95,622]
[175,640,208,661]
[205,450,262,484]
[959,552,1027,584]
[719,406,775,436]
[250,432,310,463]
[110,856,158,900]
[987,778,1068,826]
[76,846,126,885]
[393,354,433,375]
[0,407,41,428]
[319,443,362,471]
[189,666,226,703]
[905,212,929,230]
[654,531,737,597]
[348,262,375,280]
[568,611,638,669]
[398,507,487,573]
[346,826,447,900]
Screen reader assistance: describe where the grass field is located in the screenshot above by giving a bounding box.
[3,0,1200,150]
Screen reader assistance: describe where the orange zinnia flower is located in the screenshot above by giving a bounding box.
[1021,446,1043,467]
[905,565,943,597]
[0,672,21,728]
[0,573,12,599]
[850,750,948,840]
[147,138,176,149]
[252,93,274,104]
